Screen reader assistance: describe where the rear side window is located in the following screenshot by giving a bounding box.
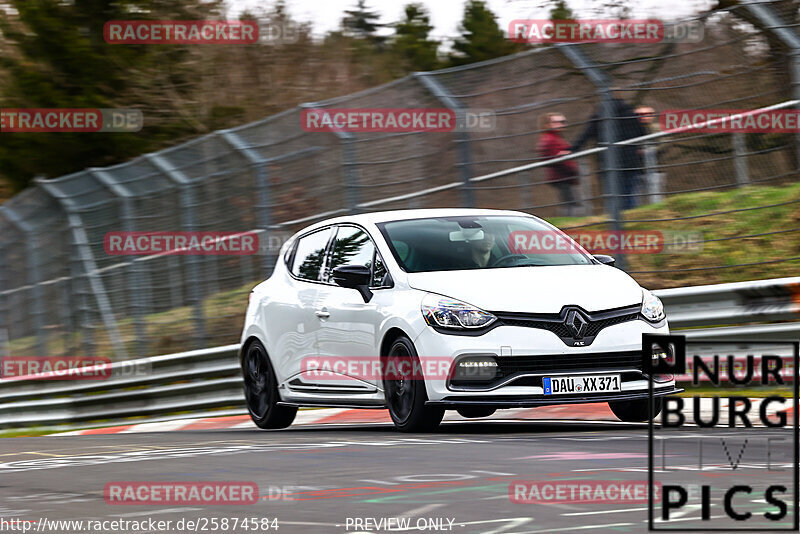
[291,228,332,281]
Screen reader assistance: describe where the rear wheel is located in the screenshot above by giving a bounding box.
[456,407,497,418]
[383,336,444,432]
[608,397,662,422]
[242,340,297,429]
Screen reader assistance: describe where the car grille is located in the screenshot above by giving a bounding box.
[491,304,642,347]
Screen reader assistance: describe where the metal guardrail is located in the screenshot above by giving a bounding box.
[0,277,798,430]
[654,276,800,327]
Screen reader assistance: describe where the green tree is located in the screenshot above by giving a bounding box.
[390,3,439,73]
[549,0,574,19]
[0,0,223,193]
[342,0,384,44]
[449,0,521,66]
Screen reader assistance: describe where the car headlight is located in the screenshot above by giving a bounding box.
[641,289,666,322]
[421,294,497,329]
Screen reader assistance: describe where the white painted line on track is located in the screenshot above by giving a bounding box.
[562,507,648,516]
[510,521,634,533]
[293,408,349,425]
[398,503,445,518]
[120,420,200,433]
[117,508,203,517]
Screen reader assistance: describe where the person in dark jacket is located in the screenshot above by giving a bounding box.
[537,112,579,216]
[572,95,647,210]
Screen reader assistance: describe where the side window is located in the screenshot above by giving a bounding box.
[291,228,332,282]
[325,226,375,282]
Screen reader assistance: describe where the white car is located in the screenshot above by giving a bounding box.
[240,209,679,432]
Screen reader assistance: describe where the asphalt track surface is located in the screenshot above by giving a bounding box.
[0,417,796,534]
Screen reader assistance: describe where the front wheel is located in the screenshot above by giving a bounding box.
[608,397,662,422]
[242,340,297,429]
[382,336,444,432]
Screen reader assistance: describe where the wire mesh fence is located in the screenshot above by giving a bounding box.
[1,2,799,360]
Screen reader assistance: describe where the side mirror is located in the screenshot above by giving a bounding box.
[594,254,616,267]
[332,265,373,302]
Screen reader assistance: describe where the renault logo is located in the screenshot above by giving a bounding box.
[565,309,589,339]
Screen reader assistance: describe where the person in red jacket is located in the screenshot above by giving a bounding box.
[537,112,579,216]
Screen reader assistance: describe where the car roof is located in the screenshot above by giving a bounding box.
[305,208,536,230]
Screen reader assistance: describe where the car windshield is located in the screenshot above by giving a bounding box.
[377,215,592,272]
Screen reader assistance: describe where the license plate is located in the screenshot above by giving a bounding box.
[543,374,621,395]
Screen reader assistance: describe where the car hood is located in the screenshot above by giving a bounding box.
[406,265,643,313]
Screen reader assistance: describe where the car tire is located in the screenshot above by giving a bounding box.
[242,340,297,429]
[456,407,497,418]
[382,336,445,432]
[608,397,662,422]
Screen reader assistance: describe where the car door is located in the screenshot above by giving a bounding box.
[276,226,335,386]
[313,225,388,391]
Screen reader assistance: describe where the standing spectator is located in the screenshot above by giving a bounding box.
[635,106,657,133]
[537,112,579,217]
[572,92,647,210]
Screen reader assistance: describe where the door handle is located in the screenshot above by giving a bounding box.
[315,309,330,319]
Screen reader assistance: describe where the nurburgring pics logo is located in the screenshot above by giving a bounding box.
[104,21,259,44]
[1,109,142,132]
[646,336,799,531]
[661,109,800,133]
[508,19,703,44]
[104,231,259,256]
[300,108,495,133]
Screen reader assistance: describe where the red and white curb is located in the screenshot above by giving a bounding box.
[52,398,792,436]
[53,404,615,436]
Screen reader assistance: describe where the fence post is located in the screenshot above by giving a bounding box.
[558,44,627,271]
[0,327,7,359]
[339,132,362,213]
[89,169,148,357]
[0,207,48,357]
[732,133,749,187]
[745,2,800,169]
[642,140,664,204]
[219,131,277,276]
[414,72,476,208]
[34,179,128,360]
[578,160,593,216]
[145,154,207,349]
[0,242,7,357]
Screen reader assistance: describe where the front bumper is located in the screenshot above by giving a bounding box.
[426,385,683,409]
[414,317,672,402]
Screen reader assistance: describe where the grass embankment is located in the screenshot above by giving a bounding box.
[549,183,800,289]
